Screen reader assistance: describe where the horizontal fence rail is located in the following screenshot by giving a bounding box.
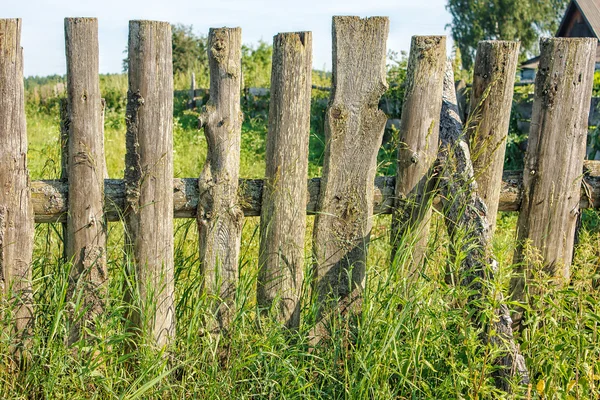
[29,159,600,223]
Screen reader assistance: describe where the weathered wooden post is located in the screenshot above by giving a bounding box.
[125,20,175,347]
[189,72,196,109]
[312,16,388,335]
[390,35,446,270]
[0,18,35,344]
[511,37,596,304]
[257,32,312,329]
[64,17,107,344]
[197,27,244,332]
[467,41,519,233]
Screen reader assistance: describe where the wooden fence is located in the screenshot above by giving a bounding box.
[1,16,598,383]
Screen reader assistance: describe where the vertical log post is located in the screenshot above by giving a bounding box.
[467,41,519,233]
[511,38,596,304]
[257,32,312,329]
[312,16,389,331]
[198,28,244,332]
[125,20,175,347]
[189,72,196,109]
[0,18,35,344]
[64,17,107,344]
[390,36,446,270]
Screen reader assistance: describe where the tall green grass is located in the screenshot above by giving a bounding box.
[2,78,599,399]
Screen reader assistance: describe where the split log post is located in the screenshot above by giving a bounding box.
[257,32,312,329]
[124,20,175,348]
[197,28,244,333]
[0,18,35,345]
[467,41,519,233]
[390,35,446,271]
[312,16,389,333]
[511,38,596,305]
[439,62,529,391]
[64,17,107,344]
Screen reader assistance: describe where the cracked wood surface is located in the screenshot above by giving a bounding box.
[197,27,244,332]
[64,17,107,344]
[124,20,174,348]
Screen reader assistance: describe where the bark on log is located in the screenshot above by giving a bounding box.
[197,28,244,333]
[64,17,107,344]
[511,38,596,306]
[468,41,519,233]
[0,18,35,344]
[125,20,174,348]
[26,161,600,223]
[257,32,312,329]
[390,35,446,270]
[312,16,389,337]
[439,62,528,390]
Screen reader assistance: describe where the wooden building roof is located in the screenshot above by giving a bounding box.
[521,0,600,71]
[557,0,600,38]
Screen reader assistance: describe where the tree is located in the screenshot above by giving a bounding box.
[241,41,273,88]
[447,0,569,69]
[171,24,208,75]
[122,24,208,75]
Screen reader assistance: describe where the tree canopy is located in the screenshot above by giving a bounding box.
[171,24,208,75]
[447,0,569,69]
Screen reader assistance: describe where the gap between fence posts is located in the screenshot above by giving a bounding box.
[390,35,446,273]
[124,20,175,348]
[311,16,389,341]
[63,17,108,345]
[511,37,597,315]
[257,32,312,329]
[0,18,35,353]
[197,27,244,334]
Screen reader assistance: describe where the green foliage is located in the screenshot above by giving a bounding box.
[171,24,208,76]
[13,68,600,397]
[447,0,569,69]
[242,41,273,88]
[505,84,534,170]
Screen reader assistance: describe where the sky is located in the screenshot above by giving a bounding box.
[5,0,453,77]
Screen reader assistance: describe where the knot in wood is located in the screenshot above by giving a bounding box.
[410,153,419,164]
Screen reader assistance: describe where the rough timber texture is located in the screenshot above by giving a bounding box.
[468,41,519,233]
[257,32,312,329]
[390,36,445,270]
[439,63,528,390]
[64,17,107,344]
[0,19,35,342]
[125,20,174,347]
[312,16,389,330]
[26,161,600,223]
[511,38,596,305]
[197,28,244,332]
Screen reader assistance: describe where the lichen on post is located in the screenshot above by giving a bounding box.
[390,35,446,272]
[312,16,389,338]
[467,40,519,234]
[511,37,596,308]
[258,32,312,329]
[63,17,107,344]
[0,18,35,350]
[124,20,175,348]
[197,27,244,333]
